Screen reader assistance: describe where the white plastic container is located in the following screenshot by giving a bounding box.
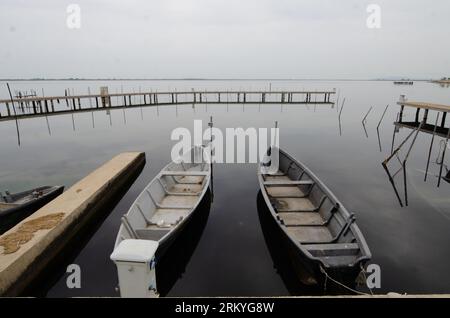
[110,239,159,298]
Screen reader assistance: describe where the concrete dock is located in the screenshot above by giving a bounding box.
[0,152,146,296]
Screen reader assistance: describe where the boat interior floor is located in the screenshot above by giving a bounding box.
[143,173,204,232]
[263,171,334,244]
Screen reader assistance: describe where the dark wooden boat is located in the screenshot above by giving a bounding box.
[0,185,65,234]
[258,147,371,287]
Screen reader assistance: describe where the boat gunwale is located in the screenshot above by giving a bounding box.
[258,148,371,269]
[0,185,64,217]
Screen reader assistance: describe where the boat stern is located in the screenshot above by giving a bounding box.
[110,239,159,298]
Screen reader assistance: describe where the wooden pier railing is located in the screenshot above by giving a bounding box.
[0,89,335,121]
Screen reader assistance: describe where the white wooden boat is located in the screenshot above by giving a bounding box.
[258,147,371,286]
[111,146,211,297]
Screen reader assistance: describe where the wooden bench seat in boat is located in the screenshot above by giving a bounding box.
[160,171,209,176]
[266,186,306,198]
[135,228,171,241]
[263,180,314,186]
[303,243,360,257]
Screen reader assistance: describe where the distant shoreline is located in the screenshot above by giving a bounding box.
[0,78,434,82]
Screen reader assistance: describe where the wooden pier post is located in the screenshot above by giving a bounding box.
[415,108,420,123]
[399,105,405,123]
[423,109,429,124]
[441,112,447,128]
[6,103,11,116]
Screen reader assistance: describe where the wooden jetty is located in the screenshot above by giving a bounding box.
[0,152,145,296]
[0,89,335,121]
[395,99,450,138]
[394,81,414,85]
[390,96,450,193]
[432,79,450,84]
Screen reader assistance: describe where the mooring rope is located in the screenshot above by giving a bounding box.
[360,263,374,296]
[319,266,372,296]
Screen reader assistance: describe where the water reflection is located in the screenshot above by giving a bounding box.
[361,106,373,138]
[382,107,450,206]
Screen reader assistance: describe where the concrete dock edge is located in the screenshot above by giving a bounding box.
[0,152,146,296]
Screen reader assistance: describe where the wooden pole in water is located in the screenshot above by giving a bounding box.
[377,105,389,130]
[6,83,21,146]
[424,113,440,182]
[362,106,373,124]
[5,102,11,116]
[88,87,92,107]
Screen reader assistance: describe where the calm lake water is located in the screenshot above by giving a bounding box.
[0,80,449,296]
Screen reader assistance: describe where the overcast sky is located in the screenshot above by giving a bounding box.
[0,0,449,79]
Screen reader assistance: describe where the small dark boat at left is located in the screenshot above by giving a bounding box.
[0,185,65,234]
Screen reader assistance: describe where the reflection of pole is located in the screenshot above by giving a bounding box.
[339,98,345,120]
[425,113,440,181]
[46,116,51,135]
[338,98,345,136]
[438,121,450,187]
[382,162,403,207]
[6,83,21,146]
